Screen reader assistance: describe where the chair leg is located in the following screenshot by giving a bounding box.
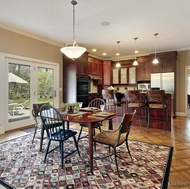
[73,136,81,157]
[113,147,119,176]
[44,140,51,163]
[32,124,38,143]
[125,140,133,162]
[60,141,64,169]
[77,126,83,142]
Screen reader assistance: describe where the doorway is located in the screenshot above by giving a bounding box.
[5,57,59,130]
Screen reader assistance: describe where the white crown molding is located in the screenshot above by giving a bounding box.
[0,24,62,47]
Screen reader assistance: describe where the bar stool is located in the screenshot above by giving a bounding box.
[147,90,168,133]
[125,90,147,131]
[102,89,124,116]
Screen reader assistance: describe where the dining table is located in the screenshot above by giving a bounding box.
[59,108,116,172]
[39,107,116,172]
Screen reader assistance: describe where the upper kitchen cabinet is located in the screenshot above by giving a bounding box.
[103,60,112,86]
[151,51,177,73]
[76,52,89,75]
[136,56,151,81]
[88,57,103,84]
[112,60,136,85]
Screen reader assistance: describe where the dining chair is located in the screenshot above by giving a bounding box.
[102,89,124,116]
[93,110,136,176]
[39,104,80,168]
[125,90,147,132]
[32,102,50,143]
[147,90,168,133]
[78,98,106,142]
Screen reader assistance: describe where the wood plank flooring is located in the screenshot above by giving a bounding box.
[0,116,190,189]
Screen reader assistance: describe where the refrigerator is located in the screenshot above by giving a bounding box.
[151,72,175,116]
[151,72,174,97]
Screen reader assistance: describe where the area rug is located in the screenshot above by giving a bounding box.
[0,132,173,189]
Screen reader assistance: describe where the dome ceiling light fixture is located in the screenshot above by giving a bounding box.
[133,37,139,66]
[60,0,86,60]
[115,41,121,68]
[152,33,159,64]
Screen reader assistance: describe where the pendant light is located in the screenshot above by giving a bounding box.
[60,0,86,60]
[152,33,159,64]
[133,37,138,66]
[115,41,121,68]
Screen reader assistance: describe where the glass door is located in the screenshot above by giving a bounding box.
[36,67,54,105]
[6,58,59,129]
[8,63,30,122]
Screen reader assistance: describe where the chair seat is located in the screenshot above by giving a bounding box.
[128,102,145,108]
[106,101,122,106]
[93,130,125,146]
[50,129,77,140]
[149,104,167,109]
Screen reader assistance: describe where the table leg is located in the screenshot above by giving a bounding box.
[88,122,94,172]
[39,126,44,152]
[108,119,113,130]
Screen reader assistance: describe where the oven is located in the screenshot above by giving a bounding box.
[77,76,89,107]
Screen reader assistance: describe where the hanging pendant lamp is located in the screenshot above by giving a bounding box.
[60,0,86,60]
[115,41,121,68]
[152,33,159,64]
[133,37,138,66]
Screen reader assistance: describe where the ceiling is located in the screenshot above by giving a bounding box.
[0,0,190,60]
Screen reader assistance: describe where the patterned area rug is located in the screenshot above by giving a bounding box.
[0,132,173,189]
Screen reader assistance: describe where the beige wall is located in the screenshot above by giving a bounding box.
[0,27,63,102]
[176,50,190,114]
[1,27,190,115]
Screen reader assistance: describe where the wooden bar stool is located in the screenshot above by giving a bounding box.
[147,90,168,133]
[102,89,124,116]
[125,90,147,131]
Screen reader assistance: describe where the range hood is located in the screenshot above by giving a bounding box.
[88,74,101,80]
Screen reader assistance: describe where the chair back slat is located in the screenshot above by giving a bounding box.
[88,98,105,109]
[39,104,65,140]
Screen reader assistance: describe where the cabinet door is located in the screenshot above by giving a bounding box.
[163,57,175,72]
[77,52,88,75]
[120,68,127,84]
[129,67,136,84]
[103,61,112,86]
[113,68,119,84]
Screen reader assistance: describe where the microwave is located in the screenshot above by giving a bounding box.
[138,83,150,90]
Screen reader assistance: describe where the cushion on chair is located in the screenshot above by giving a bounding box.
[128,102,145,108]
[149,103,167,109]
[93,130,126,146]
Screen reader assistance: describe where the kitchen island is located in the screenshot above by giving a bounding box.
[116,91,172,131]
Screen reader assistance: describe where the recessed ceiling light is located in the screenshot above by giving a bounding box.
[100,21,110,26]
[103,53,107,56]
[92,49,97,52]
[116,53,120,56]
[135,50,139,53]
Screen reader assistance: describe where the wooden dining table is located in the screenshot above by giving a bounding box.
[60,108,116,172]
[39,108,116,172]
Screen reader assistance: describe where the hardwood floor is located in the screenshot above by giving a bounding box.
[1,116,190,188]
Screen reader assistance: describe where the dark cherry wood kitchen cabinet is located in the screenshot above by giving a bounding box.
[150,51,177,73]
[103,60,112,86]
[136,56,151,81]
[62,52,89,103]
[76,52,89,75]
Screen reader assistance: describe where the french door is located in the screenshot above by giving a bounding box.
[6,57,59,129]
